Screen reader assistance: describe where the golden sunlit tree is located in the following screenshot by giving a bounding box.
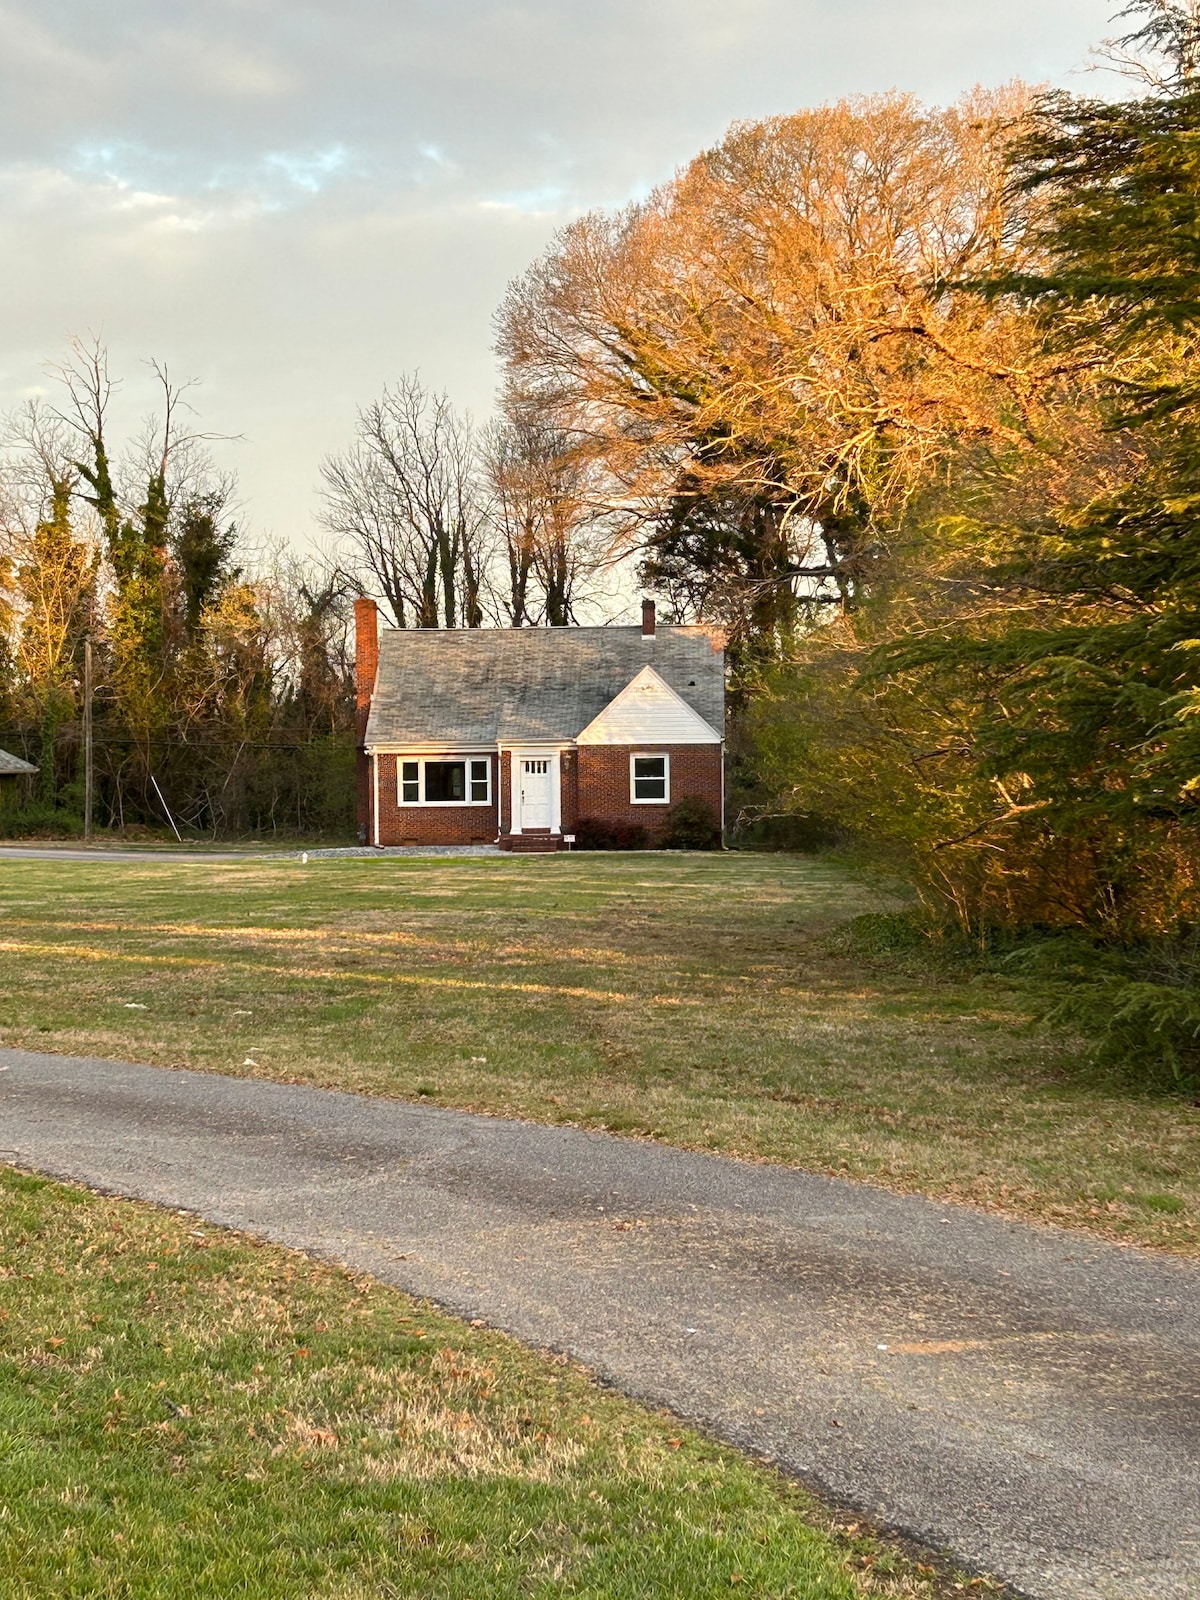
[497,87,1059,659]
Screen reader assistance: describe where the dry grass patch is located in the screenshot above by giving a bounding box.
[0,852,1196,1252]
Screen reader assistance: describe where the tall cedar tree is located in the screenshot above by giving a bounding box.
[872,61,1200,932]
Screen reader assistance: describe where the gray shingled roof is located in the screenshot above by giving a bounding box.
[365,625,725,747]
[0,747,37,775]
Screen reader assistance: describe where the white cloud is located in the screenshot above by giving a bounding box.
[0,0,1113,547]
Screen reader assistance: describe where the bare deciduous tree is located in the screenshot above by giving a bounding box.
[482,417,606,625]
[1,344,355,840]
[320,376,489,629]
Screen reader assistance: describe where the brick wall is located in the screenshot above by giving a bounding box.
[374,754,499,846]
[369,745,721,846]
[560,748,580,835]
[576,744,722,842]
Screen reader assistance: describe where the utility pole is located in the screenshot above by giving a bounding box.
[83,635,93,842]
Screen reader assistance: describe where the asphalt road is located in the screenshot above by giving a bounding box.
[0,845,497,861]
[1,1047,1197,1600]
[0,846,272,861]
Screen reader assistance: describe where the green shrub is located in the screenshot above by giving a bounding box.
[843,910,931,956]
[0,797,83,839]
[986,928,1200,1090]
[574,817,650,851]
[728,812,842,852]
[1046,978,1200,1090]
[838,912,1200,1090]
[661,795,721,850]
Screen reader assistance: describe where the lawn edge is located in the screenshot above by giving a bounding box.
[4,1038,1196,1262]
[2,1158,1018,1600]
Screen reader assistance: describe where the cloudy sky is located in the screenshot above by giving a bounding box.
[0,0,1113,550]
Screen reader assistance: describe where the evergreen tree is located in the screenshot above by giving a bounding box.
[803,6,1200,935]
[174,492,240,636]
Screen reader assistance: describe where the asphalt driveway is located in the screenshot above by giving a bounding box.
[1,1047,1196,1600]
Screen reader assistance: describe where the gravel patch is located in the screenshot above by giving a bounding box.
[300,845,503,858]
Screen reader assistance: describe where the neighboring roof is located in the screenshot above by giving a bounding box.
[577,665,720,745]
[0,747,37,776]
[365,625,725,748]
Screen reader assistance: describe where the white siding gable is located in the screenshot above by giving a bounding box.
[576,665,721,746]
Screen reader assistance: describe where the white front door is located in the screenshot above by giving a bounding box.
[520,758,552,829]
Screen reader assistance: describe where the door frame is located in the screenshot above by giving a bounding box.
[507,747,563,836]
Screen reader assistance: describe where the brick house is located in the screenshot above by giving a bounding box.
[355,598,725,851]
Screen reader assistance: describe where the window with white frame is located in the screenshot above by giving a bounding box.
[630,752,670,803]
[398,757,491,806]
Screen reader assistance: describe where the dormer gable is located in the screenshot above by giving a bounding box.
[576,665,721,746]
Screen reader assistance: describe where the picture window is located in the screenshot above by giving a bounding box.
[424,761,465,803]
[397,757,491,806]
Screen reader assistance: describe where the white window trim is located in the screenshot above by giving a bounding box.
[630,751,671,805]
[397,755,493,808]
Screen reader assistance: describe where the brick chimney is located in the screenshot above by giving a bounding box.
[641,598,656,638]
[354,597,379,843]
[355,597,379,712]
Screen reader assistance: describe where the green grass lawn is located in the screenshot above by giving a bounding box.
[0,852,1196,1252]
[0,1167,968,1599]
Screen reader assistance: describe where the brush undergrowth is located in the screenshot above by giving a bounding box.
[841,912,1200,1094]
